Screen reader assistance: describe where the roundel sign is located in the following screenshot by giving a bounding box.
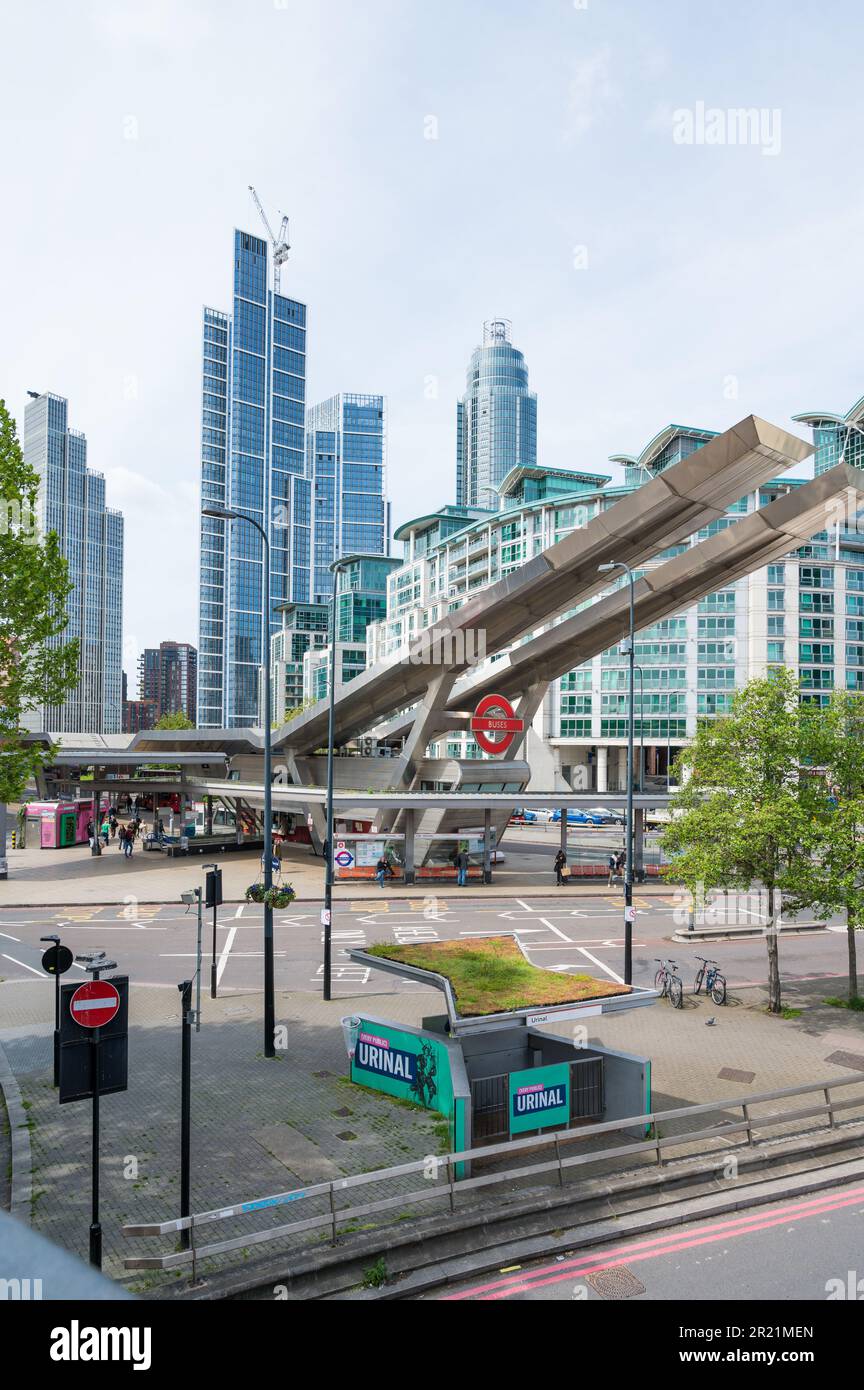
[69,980,121,1030]
[470,693,525,757]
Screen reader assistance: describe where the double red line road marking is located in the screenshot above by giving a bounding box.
[441,1183,864,1300]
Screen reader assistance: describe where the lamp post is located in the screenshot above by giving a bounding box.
[599,560,636,985]
[202,504,275,1057]
[323,557,345,1003]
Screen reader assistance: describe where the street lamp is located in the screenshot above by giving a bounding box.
[599,560,636,985]
[202,504,275,1057]
[323,556,346,1003]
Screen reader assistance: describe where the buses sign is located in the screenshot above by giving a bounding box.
[470,693,524,757]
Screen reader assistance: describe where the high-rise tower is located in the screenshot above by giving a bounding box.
[456,319,537,510]
[22,392,124,733]
[197,230,309,728]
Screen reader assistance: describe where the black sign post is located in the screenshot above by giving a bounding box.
[59,954,128,1270]
[40,935,74,1087]
[205,865,223,998]
[179,979,193,1250]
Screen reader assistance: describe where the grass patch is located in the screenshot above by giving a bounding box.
[825,996,864,1012]
[360,1257,388,1289]
[780,1007,803,1020]
[364,937,628,1017]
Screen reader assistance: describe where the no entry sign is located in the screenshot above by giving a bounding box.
[69,980,121,1030]
[470,693,524,756]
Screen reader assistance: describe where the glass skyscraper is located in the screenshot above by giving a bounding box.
[306,393,390,605]
[793,398,864,475]
[198,230,309,728]
[456,319,537,510]
[22,392,124,733]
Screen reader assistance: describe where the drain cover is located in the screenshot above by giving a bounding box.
[825,1051,864,1072]
[586,1265,646,1300]
[718,1067,755,1084]
[336,1130,357,1141]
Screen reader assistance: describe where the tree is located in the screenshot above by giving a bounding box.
[661,670,822,1014]
[154,711,195,730]
[795,691,864,1005]
[0,399,79,804]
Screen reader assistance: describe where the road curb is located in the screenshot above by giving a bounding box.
[0,1035,32,1224]
[341,1152,864,1300]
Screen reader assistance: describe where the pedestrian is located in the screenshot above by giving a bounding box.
[109,814,118,840]
[123,826,133,859]
[607,853,617,887]
[456,847,469,888]
[375,855,388,888]
[101,816,110,847]
[86,818,95,850]
[117,824,126,853]
[554,848,568,886]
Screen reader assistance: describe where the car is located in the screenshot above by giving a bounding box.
[522,808,555,823]
[588,806,625,825]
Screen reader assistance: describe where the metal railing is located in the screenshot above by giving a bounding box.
[123,1072,864,1279]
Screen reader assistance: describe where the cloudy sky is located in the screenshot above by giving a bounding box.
[2,0,862,689]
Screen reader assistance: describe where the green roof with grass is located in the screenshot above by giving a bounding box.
[364,936,629,1018]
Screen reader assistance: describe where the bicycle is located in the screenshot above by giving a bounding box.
[693,955,727,1006]
[654,958,683,1009]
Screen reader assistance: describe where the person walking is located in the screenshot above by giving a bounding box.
[123,826,133,859]
[456,847,469,888]
[109,814,118,841]
[554,849,568,886]
[101,816,110,847]
[86,818,95,850]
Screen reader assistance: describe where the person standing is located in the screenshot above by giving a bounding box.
[607,852,617,887]
[86,818,95,850]
[456,847,469,888]
[554,849,567,886]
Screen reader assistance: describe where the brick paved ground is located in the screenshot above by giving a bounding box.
[3,971,864,1291]
[0,829,665,907]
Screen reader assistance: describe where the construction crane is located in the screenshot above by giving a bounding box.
[248,185,290,294]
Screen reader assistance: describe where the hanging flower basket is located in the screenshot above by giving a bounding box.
[245,883,296,909]
[265,885,296,910]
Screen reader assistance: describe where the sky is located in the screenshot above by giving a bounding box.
[2,0,863,692]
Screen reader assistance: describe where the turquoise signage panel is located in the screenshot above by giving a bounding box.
[351,1020,453,1119]
[509,1062,570,1135]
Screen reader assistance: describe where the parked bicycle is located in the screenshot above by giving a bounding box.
[693,955,727,1006]
[654,958,683,1009]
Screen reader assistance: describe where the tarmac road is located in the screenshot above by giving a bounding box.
[0,893,850,1001]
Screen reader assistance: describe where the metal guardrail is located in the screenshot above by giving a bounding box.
[123,1073,864,1279]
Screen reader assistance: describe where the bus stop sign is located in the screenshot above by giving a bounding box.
[470,693,524,757]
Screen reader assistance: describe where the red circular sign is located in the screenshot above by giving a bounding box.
[470,693,525,757]
[69,980,120,1029]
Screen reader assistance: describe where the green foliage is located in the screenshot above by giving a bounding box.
[360,1257,388,1289]
[661,670,823,1014]
[154,711,195,730]
[795,691,864,1003]
[0,400,79,803]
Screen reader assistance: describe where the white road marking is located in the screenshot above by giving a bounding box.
[515,899,534,912]
[1,954,44,978]
[217,926,238,985]
[234,905,244,918]
[539,918,573,943]
[577,945,625,985]
[0,932,22,943]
